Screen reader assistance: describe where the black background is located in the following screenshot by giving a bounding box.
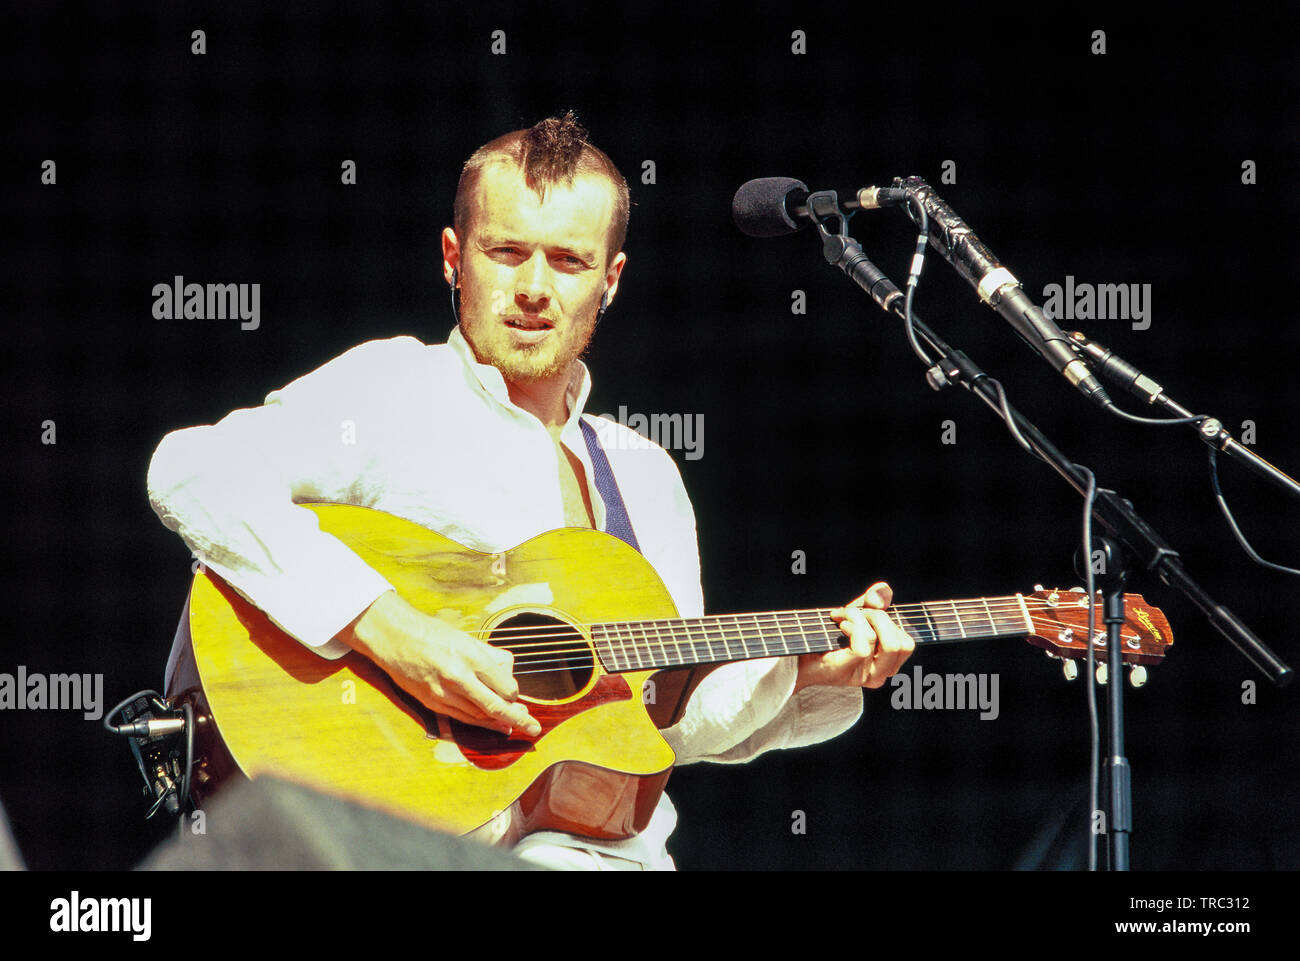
[2,1,1297,879]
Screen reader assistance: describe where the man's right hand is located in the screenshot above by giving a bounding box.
[338,590,541,737]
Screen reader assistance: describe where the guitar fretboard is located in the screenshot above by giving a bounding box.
[590,596,1033,674]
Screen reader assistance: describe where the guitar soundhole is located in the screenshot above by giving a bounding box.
[488,613,593,702]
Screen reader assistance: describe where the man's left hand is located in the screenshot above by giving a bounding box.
[794,582,914,691]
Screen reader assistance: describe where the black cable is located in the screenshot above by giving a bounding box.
[979,376,1038,457]
[1103,404,1206,427]
[104,688,191,819]
[179,701,195,817]
[1109,396,1299,575]
[1075,463,1101,872]
[1209,448,1300,576]
[102,689,167,736]
[968,372,1104,869]
[901,197,934,366]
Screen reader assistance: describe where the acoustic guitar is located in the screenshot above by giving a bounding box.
[165,503,1173,844]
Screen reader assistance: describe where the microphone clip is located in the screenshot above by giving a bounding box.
[804,189,853,243]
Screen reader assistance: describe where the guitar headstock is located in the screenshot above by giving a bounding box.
[1023,587,1173,681]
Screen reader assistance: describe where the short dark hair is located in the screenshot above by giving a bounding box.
[453,111,630,262]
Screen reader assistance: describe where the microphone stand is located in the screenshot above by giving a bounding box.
[800,189,1293,869]
[1069,332,1300,501]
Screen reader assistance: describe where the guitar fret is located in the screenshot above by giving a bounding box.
[711,618,729,661]
[949,601,968,639]
[651,619,674,668]
[700,618,720,662]
[902,609,924,641]
[649,620,663,667]
[617,623,635,670]
[634,620,652,670]
[819,611,839,651]
[927,604,944,643]
[733,615,748,658]
[671,621,687,665]
[737,614,754,658]
[762,614,778,657]
[725,615,741,661]
[759,614,780,656]
[1014,594,1033,636]
[979,598,998,638]
[616,623,635,672]
[704,618,723,661]
[891,609,916,644]
[724,616,742,661]
[699,621,715,661]
[710,617,728,662]
[591,625,615,672]
[816,612,836,652]
[639,619,656,668]
[675,620,696,664]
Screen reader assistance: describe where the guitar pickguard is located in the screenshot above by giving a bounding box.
[448,673,635,771]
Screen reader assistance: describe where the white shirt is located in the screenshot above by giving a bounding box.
[148,326,863,868]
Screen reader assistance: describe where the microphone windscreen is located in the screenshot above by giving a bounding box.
[732,177,809,237]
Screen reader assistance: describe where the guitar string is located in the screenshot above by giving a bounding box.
[477,596,1129,630]
[487,611,1155,676]
[478,599,1131,643]
[484,619,1152,665]
[502,634,1157,677]
[503,637,1155,678]
[479,596,1066,630]
[477,605,1151,655]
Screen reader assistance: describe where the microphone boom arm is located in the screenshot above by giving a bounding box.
[808,213,1291,686]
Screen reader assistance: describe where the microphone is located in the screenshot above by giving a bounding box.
[880,177,1112,409]
[731,177,910,237]
[732,177,811,237]
[734,175,1111,407]
[735,174,1112,407]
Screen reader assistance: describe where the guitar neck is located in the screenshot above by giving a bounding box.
[591,595,1034,673]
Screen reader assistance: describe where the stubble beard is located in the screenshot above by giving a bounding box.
[459,296,600,386]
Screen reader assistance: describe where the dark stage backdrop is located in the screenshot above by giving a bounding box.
[3,2,1297,878]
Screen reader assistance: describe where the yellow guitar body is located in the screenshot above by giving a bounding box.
[178,503,679,842]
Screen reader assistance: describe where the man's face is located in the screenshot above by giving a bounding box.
[444,163,626,387]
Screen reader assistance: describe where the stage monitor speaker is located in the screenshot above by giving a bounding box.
[137,777,542,870]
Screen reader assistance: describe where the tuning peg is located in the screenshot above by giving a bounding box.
[1061,660,1079,682]
[1129,665,1148,688]
[1095,663,1108,685]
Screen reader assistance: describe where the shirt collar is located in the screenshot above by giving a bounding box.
[446,324,594,428]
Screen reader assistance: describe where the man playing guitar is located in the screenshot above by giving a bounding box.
[148,112,915,869]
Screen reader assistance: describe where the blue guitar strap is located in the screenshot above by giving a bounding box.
[578,418,641,553]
